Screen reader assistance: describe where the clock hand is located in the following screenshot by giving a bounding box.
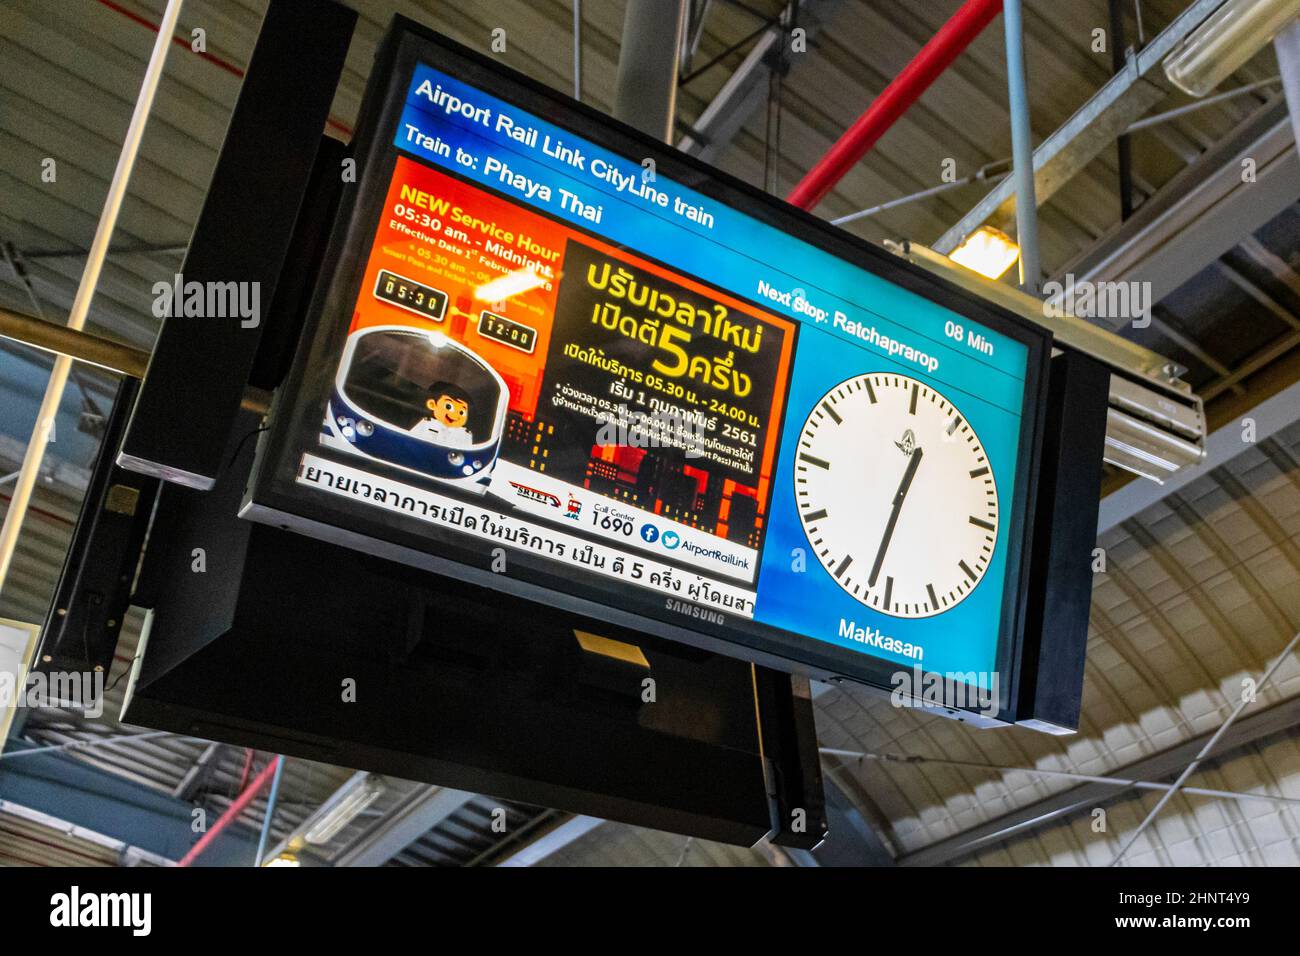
[867,446,924,587]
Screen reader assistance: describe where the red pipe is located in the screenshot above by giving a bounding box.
[237,747,254,793]
[95,0,243,80]
[177,755,280,867]
[786,0,1002,210]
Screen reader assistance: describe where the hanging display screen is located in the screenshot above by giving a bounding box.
[247,21,1050,719]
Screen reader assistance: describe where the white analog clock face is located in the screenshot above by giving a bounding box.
[795,373,999,619]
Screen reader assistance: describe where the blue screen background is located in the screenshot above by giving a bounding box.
[754,326,1024,679]
[390,64,1031,679]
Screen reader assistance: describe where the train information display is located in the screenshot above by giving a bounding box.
[249,23,1050,717]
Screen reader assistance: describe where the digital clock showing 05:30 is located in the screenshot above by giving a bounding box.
[373,269,448,321]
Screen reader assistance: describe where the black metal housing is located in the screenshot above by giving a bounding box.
[246,20,1054,720]
[1015,350,1110,733]
[123,411,823,847]
[117,0,356,489]
[35,378,158,677]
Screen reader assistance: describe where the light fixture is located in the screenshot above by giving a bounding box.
[474,268,545,303]
[948,226,1021,280]
[1163,0,1300,97]
[264,852,300,867]
[301,772,387,846]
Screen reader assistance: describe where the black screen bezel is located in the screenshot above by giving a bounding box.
[244,18,1052,720]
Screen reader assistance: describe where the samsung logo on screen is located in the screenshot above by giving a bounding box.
[665,598,726,626]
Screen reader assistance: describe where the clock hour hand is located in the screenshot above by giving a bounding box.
[867,446,923,587]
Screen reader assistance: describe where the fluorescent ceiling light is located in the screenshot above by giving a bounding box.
[302,773,387,846]
[948,226,1021,280]
[474,268,545,303]
[1163,0,1300,97]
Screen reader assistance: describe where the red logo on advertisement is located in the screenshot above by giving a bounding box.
[509,482,561,508]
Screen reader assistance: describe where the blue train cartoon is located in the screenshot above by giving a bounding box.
[322,324,509,493]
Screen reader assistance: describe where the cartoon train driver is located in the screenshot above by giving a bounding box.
[411,381,475,448]
[324,325,509,493]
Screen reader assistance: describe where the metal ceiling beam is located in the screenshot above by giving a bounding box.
[1202,329,1300,403]
[681,0,713,74]
[913,244,1170,382]
[0,799,175,867]
[0,303,270,414]
[332,785,475,867]
[933,0,1224,254]
[677,23,781,159]
[1239,234,1300,298]
[495,814,604,866]
[677,0,840,162]
[1217,259,1300,330]
[171,741,220,800]
[898,693,1300,866]
[1147,311,1239,391]
[1065,102,1300,328]
[1276,18,1300,145]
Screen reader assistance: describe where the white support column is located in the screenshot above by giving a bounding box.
[613,0,690,142]
[0,1,184,593]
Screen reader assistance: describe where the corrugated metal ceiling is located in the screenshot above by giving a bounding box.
[2,0,1300,866]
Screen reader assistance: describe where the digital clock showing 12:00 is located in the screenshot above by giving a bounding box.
[373,269,448,321]
[477,310,537,353]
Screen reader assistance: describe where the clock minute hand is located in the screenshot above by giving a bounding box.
[867,446,924,588]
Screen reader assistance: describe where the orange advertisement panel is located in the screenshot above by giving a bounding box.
[327,155,795,559]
